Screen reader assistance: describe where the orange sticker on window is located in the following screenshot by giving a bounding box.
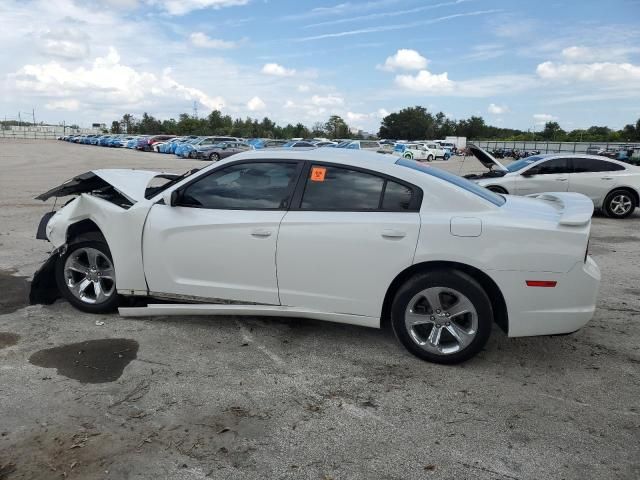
[310,167,326,182]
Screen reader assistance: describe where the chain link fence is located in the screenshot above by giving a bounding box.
[471,140,640,154]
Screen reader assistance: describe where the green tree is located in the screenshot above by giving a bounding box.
[541,121,566,141]
[325,115,349,139]
[379,106,436,140]
[110,121,121,134]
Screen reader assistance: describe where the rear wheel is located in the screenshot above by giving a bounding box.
[55,241,119,313]
[427,154,434,162]
[604,189,636,218]
[209,152,220,162]
[391,270,492,364]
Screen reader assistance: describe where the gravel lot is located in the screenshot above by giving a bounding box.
[0,140,638,480]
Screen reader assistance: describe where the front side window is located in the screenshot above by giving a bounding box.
[572,158,625,173]
[179,162,298,210]
[527,158,570,175]
[346,143,359,149]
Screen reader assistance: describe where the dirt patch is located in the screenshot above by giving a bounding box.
[0,332,20,349]
[0,270,29,315]
[29,339,139,383]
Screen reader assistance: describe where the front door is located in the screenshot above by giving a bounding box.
[514,157,571,195]
[143,161,301,304]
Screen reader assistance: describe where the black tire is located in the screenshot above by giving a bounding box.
[209,152,220,162]
[487,185,508,194]
[603,189,636,218]
[391,269,492,364]
[55,240,119,313]
[427,154,434,162]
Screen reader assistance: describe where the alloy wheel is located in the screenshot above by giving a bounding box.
[610,194,633,216]
[404,287,478,355]
[63,247,115,305]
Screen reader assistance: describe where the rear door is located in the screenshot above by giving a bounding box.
[276,163,421,317]
[514,157,571,195]
[568,157,625,205]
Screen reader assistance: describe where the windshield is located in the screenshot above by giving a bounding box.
[506,156,544,172]
[396,158,506,206]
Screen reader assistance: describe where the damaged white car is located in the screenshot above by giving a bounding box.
[31,149,600,363]
[465,144,640,218]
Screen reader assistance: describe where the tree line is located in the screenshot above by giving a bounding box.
[107,107,640,143]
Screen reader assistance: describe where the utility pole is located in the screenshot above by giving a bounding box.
[32,108,36,126]
[193,101,198,119]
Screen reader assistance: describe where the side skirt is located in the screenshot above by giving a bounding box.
[118,304,380,329]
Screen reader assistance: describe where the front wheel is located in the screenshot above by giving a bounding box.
[209,152,220,162]
[391,270,492,364]
[55,241,119,313]
[427,154,434,162]
[603,189,636,218]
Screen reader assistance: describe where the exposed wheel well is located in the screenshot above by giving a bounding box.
[381,261,509,334]
[66,219,107,244]
[605,187,639,207]
[487,185,508,194]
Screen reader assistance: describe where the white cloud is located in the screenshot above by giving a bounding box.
[488,103,509,114]
[12,47,225,111]
[45,99,80,111]
[156,0,249,15]
[283,100,296,108]
[310,94,344,106]
[561,45,640,63]
[379,49,428,71]
[394,69,454,93]
[377,108,390,118]
[533,113,557,125]
[189,32,238,49]
[38,28,90,59]
[247,96,266,111]
[261,63,296,77]
[346,111,370,122]
[297,84,310,92]
[536,61,640,84]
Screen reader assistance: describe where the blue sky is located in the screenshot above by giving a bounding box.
[1,0,639,132]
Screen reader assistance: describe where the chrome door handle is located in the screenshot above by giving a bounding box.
[251,229,272,237]
[555,178,568,181]
[381,229,406,239]
[601,176,613,180]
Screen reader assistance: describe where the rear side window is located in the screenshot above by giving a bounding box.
[300,165,418,211]
[572,158,625,173]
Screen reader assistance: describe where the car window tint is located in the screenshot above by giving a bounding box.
[382,181,413,210]
[302,166,384,210]
[572,158,625,173]
[529,158,570,175]
[361,141,379,149]
[180,162,297,209]
[347,143,359,149]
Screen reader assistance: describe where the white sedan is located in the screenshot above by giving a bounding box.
[466,144,640,218]
[31,149,600,363]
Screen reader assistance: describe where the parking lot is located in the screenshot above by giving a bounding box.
[0,140,639,479]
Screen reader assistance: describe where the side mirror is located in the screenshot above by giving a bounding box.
[162,190,179,206]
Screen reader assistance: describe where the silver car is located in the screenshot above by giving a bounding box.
[466,144,640,218]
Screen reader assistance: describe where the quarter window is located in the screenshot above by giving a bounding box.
[572,158,625,173]
[179,162,298,210]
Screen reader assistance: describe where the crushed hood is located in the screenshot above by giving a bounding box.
[36,169,179,202]
[468,144,508,172]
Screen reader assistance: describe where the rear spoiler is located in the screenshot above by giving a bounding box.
[527,192,594,226]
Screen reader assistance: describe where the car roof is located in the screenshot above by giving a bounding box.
[230,147,399,168]
[531,153,631,166]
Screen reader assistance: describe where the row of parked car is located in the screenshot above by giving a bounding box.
[58,133,459,164]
